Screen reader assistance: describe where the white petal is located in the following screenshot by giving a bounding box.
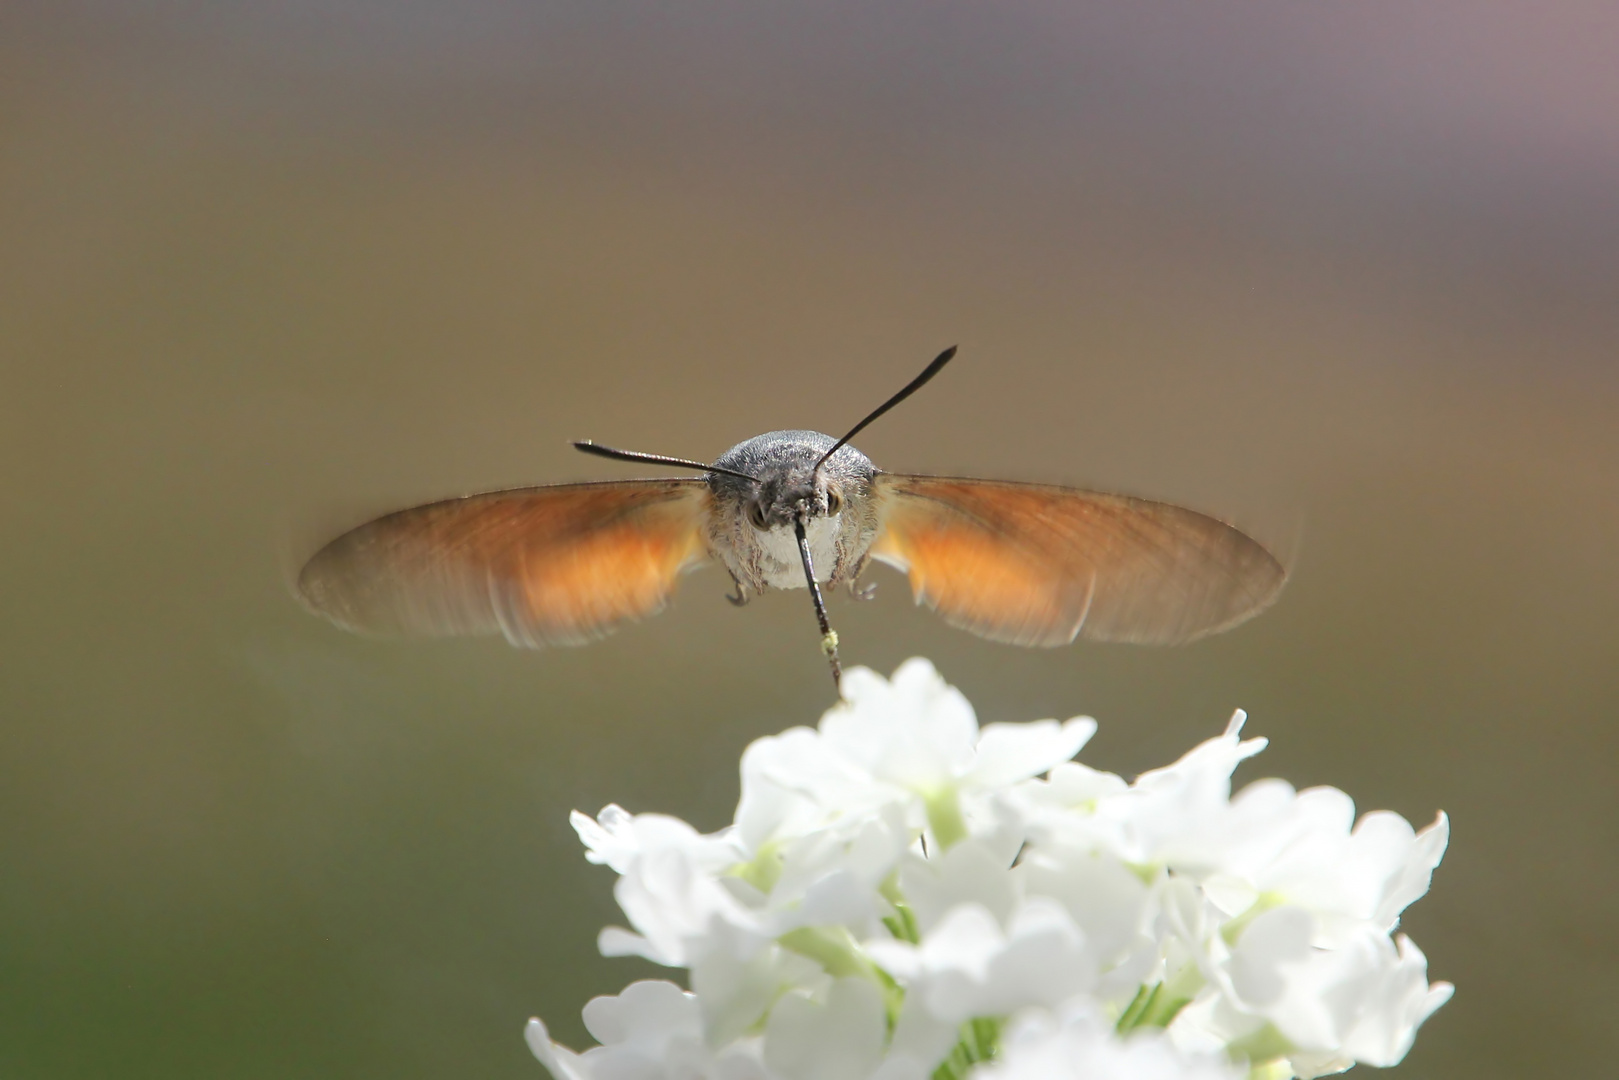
[1373,812,1449,928]
[1021,848,1151,970]
[1036,761,1129,806]
[692,934,825,1046]
[1338,935,1454,1067]
[1226,907,1314,1007]
[911,903,1005,979]
[597,927,663,963]
[608,848,763,967]
[899,840,1017,932]
[822,659,979,787]
[970,717,1096,788]
[580,980,700,1048]
[574,806,741,875]
[887,992,961,1066]
[980,1006,1244,1080]
[764,978,888,1080]
[525,1017,592,1080]
[881,898,1098,1024]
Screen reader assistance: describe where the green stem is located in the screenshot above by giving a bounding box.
[878,876,922,944]
[1115,983,1154,1032]
[929,1018,1003,1080]
[1116,975,1196,1033]
[778,926,877,981]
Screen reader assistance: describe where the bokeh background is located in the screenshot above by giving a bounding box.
[3,3,1615,1077]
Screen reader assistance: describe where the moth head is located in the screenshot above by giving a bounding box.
[711,430,874,531]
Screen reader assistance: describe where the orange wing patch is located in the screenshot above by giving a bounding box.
[510,509,706,645]
[298,480,711,648]
[874,504,1096,646]
[871,475,1284,647]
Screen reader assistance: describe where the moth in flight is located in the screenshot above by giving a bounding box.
[297,348,1285,688]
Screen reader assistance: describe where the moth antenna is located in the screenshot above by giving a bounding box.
[573,440,758,483]
[814,345,958,471]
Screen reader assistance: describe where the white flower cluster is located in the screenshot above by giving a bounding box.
[527,659,1452,1080]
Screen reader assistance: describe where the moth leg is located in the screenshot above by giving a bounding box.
[839,549,878,601]
[724,575,751,607]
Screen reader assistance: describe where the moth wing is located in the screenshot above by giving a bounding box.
[870,474,1285,646]
[297,479,711,648]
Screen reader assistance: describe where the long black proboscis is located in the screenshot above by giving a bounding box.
[794,515,843,693]
[814,345,958,471]
[573,440,758,483]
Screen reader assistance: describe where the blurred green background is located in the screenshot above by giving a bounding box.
[2,3,1615,1077]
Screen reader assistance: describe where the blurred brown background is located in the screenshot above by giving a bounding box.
[2,2,1615,1077]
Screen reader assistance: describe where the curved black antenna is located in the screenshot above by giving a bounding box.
[814,345,958,471]
[573,440,759,483]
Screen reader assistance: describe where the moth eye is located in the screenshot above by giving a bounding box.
[825,491,843,514]
[747,503,769,530]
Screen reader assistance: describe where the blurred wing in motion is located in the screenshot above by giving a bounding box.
[297,480,711,648]
[870,475,1285,646]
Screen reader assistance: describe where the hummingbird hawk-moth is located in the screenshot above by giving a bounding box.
[297,348,1285,688]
